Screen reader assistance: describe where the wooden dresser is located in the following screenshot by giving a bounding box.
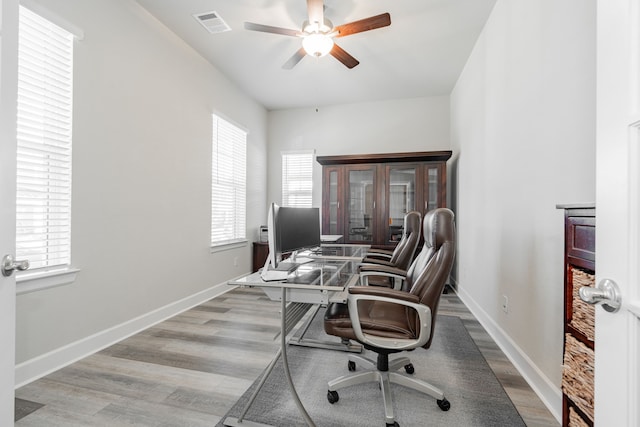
[557,203,595,427]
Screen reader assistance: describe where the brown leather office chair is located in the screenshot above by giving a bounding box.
[360,210,421,289]
[324,208,456,427]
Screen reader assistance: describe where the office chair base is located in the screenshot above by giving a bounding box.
[327,354,449,426]
[344,354,414,375]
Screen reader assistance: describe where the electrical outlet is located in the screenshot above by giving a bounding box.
[502,295,509,313]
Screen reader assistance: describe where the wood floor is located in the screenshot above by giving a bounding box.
[15,286,559,426]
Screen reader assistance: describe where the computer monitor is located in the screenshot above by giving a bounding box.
[276,206,321,255]
[261,203,321,281]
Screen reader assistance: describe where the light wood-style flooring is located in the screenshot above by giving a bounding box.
[15,286,559,426]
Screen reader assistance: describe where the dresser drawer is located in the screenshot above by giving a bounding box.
[567,216,595,263]
[563,333,595,423]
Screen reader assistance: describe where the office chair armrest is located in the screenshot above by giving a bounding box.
[359,264,406,277]
[359,265,406,289]
[360,258,395,268]
[346,287,431,351]
[348,285,419,303]
[363,248,393,259]
[367,248,393,254]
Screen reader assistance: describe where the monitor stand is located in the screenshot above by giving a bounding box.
[260,257,295,282]
[260,268,290,282]
[283,250,314,265]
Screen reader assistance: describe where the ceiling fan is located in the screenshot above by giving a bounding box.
[244,0,391,69]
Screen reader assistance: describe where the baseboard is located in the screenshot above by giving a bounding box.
[454,285,562,424]
[15,279,240,388]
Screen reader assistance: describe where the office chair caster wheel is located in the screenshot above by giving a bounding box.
[386,422,399,427]
[404,363,414,374]
[327,390,339,404]
[437,398,451,411]
[348,361,356,371]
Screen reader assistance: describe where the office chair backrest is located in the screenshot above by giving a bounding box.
[404,208,456,349]
[389,210,422,270]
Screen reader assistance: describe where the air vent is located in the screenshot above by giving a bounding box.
[193,11,231,34]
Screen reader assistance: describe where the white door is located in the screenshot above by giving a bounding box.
[0,0,19,424]
[595,0,640,425]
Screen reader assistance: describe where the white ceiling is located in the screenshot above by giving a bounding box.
[135,0,497,111]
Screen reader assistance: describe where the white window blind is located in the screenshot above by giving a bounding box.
[211,114,247,246]
[282,151,314,208]
[16,6,74,271]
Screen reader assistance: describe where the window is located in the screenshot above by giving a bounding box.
[16,6,74,272]
[282,151,314,208]
[211,114,247,247]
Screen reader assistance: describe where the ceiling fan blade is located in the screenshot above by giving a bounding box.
[330,43,359,69]
[283,47,307,69]
[334,13,391,38]
[307,0,324,25]
[244,22,302,37]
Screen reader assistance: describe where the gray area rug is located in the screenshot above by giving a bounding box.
[218,310,525,427]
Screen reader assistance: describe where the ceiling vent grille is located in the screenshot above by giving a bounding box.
[193,11,231,34]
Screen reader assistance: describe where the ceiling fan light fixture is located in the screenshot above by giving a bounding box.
[244,3,391,69]
[302,33,334,57]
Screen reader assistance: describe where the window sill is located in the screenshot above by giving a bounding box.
[210,240,248,253]
[16,267,80,295]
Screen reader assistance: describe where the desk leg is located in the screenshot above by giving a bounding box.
[224,288,316,427]
[279,288,316,427]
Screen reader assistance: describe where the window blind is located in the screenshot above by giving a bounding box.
[16,6,74,271]
[211,114,247,246]
[282,151,313,208]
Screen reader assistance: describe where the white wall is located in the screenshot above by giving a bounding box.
[15,0,267,373]
[267,96,450,207]
[450,0,596,419]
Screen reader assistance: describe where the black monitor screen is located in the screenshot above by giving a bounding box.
[276,207,321,254]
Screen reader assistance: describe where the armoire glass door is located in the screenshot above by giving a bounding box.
[321,166,343,236]
[347,168,375,243]
[327,169,339,234]
[387,166,417,244]
[425,165,440,212]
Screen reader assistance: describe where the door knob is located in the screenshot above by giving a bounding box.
[1,254,30,277]
[579,278,621,313]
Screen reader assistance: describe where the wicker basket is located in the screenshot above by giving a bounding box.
[568,406,589,427]
[570,268,595,341]
[563,333,594,422]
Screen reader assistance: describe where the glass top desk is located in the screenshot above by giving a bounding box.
[225,253,367,427]
[298,243,369,262]
[230,258,360,305]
